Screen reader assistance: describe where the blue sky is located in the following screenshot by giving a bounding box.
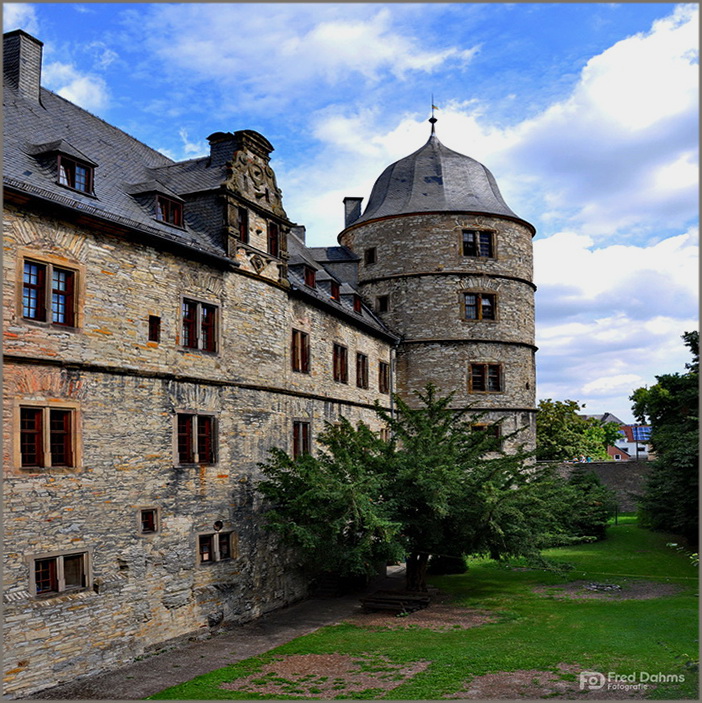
[5,2,698,424]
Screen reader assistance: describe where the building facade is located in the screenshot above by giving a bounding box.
[3,29,535,697]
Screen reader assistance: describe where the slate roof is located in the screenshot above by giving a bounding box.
[3,83,227,258]
[353,134,533,232]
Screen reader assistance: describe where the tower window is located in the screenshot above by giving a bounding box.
[463,292,496,321]
[291,329,310,373]
[333,343,348,383]
[267,222,280,257]
[364,248,377,265]
[292,421,311,458]
[181,298,218,352]
[177,413,217,465]
[469,363,503,393]
[376,295,389,313]
[378,361,390,394]
[238,207,249,244]
[462,230,494,258]
[356,352,369,389]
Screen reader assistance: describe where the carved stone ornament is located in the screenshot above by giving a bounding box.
[251,254,265,272]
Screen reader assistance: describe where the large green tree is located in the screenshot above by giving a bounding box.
[631,331,699,545]
[536,398,622,461]
[258,386,614,592]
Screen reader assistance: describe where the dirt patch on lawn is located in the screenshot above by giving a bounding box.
[346,603,498,630]
[533,579,682,600]
[445,663,655,699]
[219,653,429,698]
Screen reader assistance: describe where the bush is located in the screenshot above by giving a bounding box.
[427,554,468,575]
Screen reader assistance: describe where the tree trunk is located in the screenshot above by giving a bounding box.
[405,552,429,592]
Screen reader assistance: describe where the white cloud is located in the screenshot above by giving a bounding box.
[3,3,39,35]
[42,62,110,112]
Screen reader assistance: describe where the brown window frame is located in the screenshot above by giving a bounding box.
[19,405,76,469]
[176,413,217,465]
[181,298,218,352]
[267,222,280,257]
[330,281,341,302]
[378,361,390,394]
[463,292,497,321]
[471,423,502,448]
[148,315,161,343]
[303,266,317,288]
[29,549,90,598]
[291,329,310,373]
[156,195,184,227]
[462,229,495,258]
[237,207,249,244]
[139,508,159,534]
[22,259,77,327]
[57,154,94,194]
[333,344,348,384]
[356,352,369,389]
[292,420,311,458]
[353,294,362,314]
[197,531,236,564]
[468,363,503,393]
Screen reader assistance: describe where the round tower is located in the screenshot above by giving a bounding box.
[338,124,537,451]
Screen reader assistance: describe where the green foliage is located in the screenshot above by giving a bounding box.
[258,385,619,591]
[535,399,619,461]
[631,331,699,544]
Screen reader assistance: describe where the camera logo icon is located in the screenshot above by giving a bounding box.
[579,671,606,690]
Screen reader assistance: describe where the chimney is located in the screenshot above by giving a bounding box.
[290,225,306,244]
[343,197,363,227]
[3,30,43,102]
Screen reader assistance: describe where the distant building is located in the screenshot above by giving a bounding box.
[582,413,652,460]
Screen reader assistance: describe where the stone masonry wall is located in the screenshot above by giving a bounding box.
[3,203,394,698]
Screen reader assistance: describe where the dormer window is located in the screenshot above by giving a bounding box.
[330,281,341,302]
[353,294,362,314]
[156,196,183,227]
[57,155,93,194]
[304,266,316,288]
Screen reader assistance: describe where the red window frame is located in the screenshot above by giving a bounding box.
[140,509,158,533]
[35,558,59,594]
[464,292,496,321]
[57,155,93,194]
[267,222,280,257]
[356,352,369,389]
[177,413,216,465]
[20,407,43,467]
[330,281,341,301]
[291,329,310,373]
[148,315,161,343]
[353,294,362,314]
[49,409,73,467]
[304,266,316,288]
[333,344,348,384]
[379,361,390,394]
[20,406,75,468]
[156,196,183,227]
[22,260,76,326]
[292,420,311,458]
[182,299,218,352]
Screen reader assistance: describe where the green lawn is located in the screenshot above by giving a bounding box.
[149,520,698,700]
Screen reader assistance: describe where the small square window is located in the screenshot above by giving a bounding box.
[469,363,503,393]
[57,155,94,194]
[471,423,502,449]
[177,413,217,465]
[364,248,377,265]
[156,196,183,227]
[148,315,161,343]
[20,405,76,469]
[376,295,389,313]
[198,532,235,564]
[182,298,218,352]
[462,230,494,258]
[464,292,496,321]
[31,551,89,597]
[140,509,158,534]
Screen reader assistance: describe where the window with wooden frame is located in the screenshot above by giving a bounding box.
[379,427,390,442]
[376,295,389,313]
[292,420,311,458]
[471,423,502,449]
[333,343,348,384]
[353,294,362,314]
[330,281,341,302]
[181,298,218,352]
[148,315,161,343]
[30,550,89,597]
[19,405,76,469]
[463,292,496,321]
[303,266,316,288]
[139,508,159,534]
[291,329,310,373]
[176,413,217,465]
[156,195,183,227]
[378,361,390,394]
[468,363,503,393]
[462,229,495,258]
[237,207,249,244]
[364,247,377,265]
[356,352,369,389]
[22,259,77,327]
[198,532,236,564]
[57,155,94,194]
[267,222,280,257]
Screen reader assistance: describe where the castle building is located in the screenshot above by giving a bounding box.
[2,29,535,698]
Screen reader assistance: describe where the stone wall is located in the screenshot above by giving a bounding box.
[554,461,652,512]
[3,203,394,698]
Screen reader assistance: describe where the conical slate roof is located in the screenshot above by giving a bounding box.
[354,134,529,228]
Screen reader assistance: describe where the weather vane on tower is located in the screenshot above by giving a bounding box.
[429,95,439,135]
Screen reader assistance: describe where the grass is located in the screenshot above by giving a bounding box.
[148,518,698,700]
